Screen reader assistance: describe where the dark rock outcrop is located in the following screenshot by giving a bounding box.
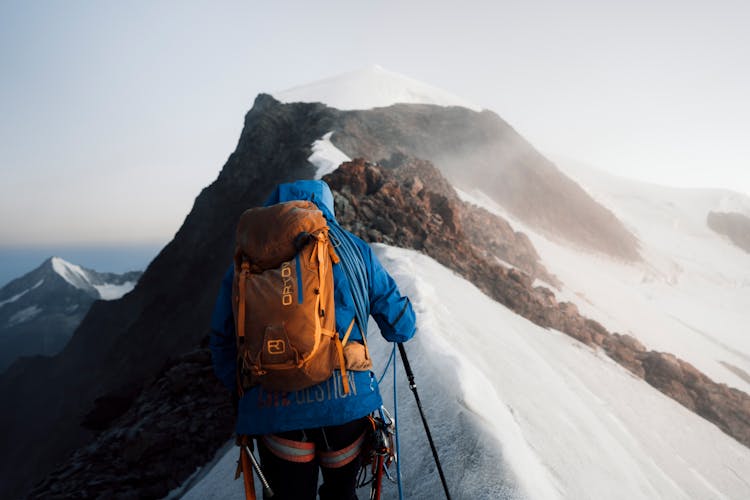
[28,347,234,499]
[708,211,750,253]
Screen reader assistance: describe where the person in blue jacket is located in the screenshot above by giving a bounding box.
[210,179,416,500]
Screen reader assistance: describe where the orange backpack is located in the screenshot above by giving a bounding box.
[232,200,354,394]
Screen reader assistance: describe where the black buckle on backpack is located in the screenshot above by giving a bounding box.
[293,232,313,252]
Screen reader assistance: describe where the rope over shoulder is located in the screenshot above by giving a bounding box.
[327,221,370,337]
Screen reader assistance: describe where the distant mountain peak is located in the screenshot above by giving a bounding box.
[273,64,482,112]
[49,256,96,294]
[0,257,143,374]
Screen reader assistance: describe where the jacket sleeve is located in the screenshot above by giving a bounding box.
[209,265,237,393]
[361,241,416,343]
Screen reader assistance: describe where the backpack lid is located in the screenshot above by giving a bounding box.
[235,200,327,271]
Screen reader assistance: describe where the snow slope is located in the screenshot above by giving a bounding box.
[182,246,750,499]
[274,65,482,112]
[51,257,94,292]
[457,168,750,395]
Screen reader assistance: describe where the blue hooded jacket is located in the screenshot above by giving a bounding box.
[209,180,416,435]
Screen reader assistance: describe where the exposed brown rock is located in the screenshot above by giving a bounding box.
[602,334,647,378]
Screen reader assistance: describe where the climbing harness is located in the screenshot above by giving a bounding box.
[357,406,398,500]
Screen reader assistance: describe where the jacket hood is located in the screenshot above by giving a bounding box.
[264,180,336,219]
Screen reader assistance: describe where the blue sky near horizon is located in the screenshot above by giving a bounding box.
[2,0,749,248]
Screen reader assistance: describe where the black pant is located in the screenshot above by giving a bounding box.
[257,417,369,500]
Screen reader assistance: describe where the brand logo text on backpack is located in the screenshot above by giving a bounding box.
[280,261,294,306]
[267,339,286,355]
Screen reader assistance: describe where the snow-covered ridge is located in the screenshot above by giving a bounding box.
[51,257,136,300]
[52,257,93,291]
[274,64,482,112]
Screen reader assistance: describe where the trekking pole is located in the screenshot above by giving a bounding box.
[397,343,452,500]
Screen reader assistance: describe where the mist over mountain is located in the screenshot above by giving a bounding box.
[332,105,641,261]
[275,66,640,261]
[0,258,141,373]
[1,68,748,499]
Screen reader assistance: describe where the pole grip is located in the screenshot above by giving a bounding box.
[397,343,416,387]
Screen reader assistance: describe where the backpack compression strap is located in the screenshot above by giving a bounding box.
[335,319,356,396]
[314,232,352,395]
[236,260,250,397]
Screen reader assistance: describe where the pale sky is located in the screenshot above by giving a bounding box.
[1,0,748,246]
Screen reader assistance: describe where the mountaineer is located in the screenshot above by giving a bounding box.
[209,179,416,500]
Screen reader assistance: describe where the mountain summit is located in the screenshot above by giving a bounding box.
[273,64,482,111]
